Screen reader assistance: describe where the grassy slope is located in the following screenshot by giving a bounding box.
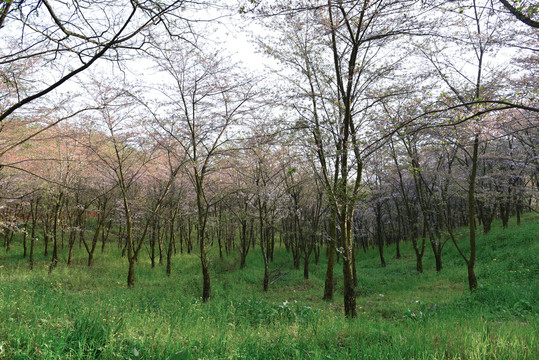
[0,214,537,359]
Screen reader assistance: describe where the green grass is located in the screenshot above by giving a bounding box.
[0,214,537,359]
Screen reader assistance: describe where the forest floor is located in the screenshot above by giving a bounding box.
[0,214,537,359]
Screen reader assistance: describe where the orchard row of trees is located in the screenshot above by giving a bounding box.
[1,0,538,317]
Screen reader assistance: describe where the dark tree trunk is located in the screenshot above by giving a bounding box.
[23,231,28,258]
[166,219,175,276]
[127,259,135,288]
[29,236,35,270]
[323,214,336,301]
[44,233,49,257]
[50,192,64,273]
[416,254,423,273]
[22,213,31,258]
[303,255,310,279]
[304,236,314,280]
[428,233,443,272]
[88,251,94,267]
[67,230,76,266]
[467,135,479,291]
[468,262,478,291]
[268,225,274,262]
[101,219,112,253]
[261,223,269,292]
[201,238,211,302]
[434,250,442,272]
[150,218,156,268]
[376,204,386,268]
[29,197,39,270]
[239,217,250,269]
[342,213,356,318]
[500,202,510,229]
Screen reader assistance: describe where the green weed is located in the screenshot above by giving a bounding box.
[0,214,537,359]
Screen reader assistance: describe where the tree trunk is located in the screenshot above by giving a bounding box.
[412,236,424,273]
[269,226,275,262]
[50,192,63,272]
[342,212,356,318]
[23,231,28,258]
[260,218,269,292]
[127,259,135,288]
[197,185,211,302]
[200,233,211,302]
[467,135,479,291]
[67,231,75,266]
[239,218,249,269]
[166,220,174,276]
[428,234,443,272]
[376,204,386,268]
[434,250,442,272]
[303,248,310,280]
[500,202,510,229]
[88,251,94,267]
[29,235,35,270]
[416,254,423,273]
[158,221,163,265]
[468,262,478,291]
[150,218,156,268]
[44,231,49,257]
[323,214,336,300]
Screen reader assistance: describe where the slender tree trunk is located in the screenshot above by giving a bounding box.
[257,196,270,292]
[88,251,94,267]
[166,220,174,276]
[50,192,64,273]
[394,202,403,259]
[127,258,135,288]
[22,214,30,258]
[150,217,156,268]
[269,226,275,262]
[29,237,35,270]
[67,230,76,266]
[376,203,386,268]
[23,231,28,258]
[416,250,423,273]
[239,219,249,269]
[304,237,314,280]
[467,135,479,291]
[196,185,211,302]
[158,220,163,265]
[5,230,12,252]
[342,210,356,318]
[262,230,270,292]
[500,202,510,229]
[44,223,49,257]
[323,213,336,300]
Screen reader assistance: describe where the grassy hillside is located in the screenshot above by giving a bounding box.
[0,214,537,359]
